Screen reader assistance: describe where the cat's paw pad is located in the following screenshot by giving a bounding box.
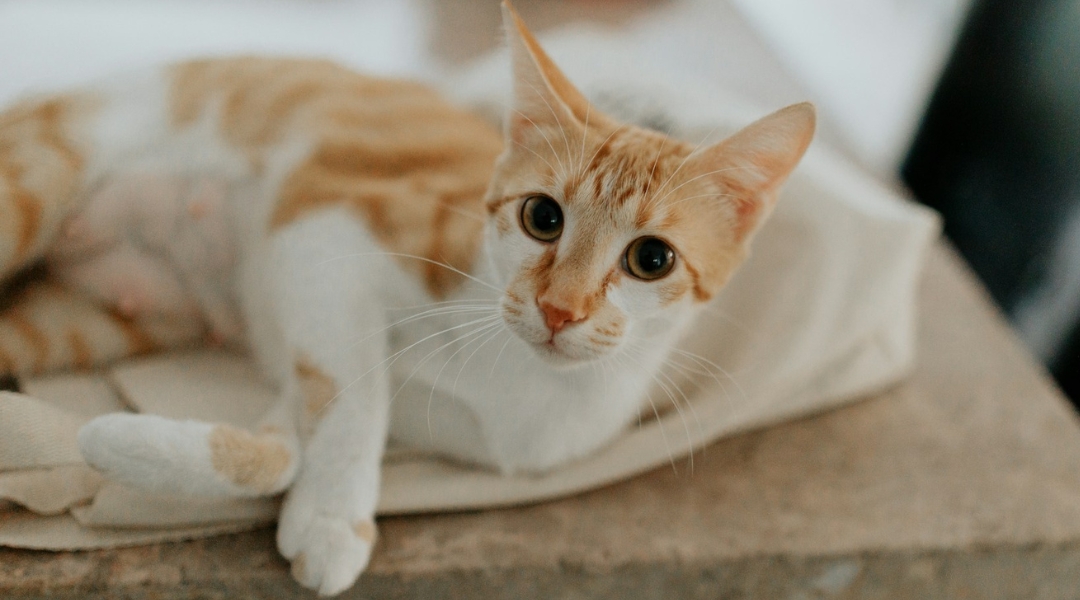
[278,510,376,597]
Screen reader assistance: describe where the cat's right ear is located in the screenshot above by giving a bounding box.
[689,102,816,243]
[501,1,597,142]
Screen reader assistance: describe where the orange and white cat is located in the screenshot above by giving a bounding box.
[0,4,814,596]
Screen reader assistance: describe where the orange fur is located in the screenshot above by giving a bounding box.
[67,329,93,371]
[0,30,812,380]
[208,423,291,493]
[351,520,377,545]
[295,357,336,419]
[0,95,94,272]
[171,58,503,298]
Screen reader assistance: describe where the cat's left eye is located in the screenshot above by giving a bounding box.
[521,195,563,242]
[624,237,676,281]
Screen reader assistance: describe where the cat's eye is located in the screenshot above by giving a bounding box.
[624,237,676,281]
[521,195,563,242]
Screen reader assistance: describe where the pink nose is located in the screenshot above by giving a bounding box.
[539,301,585,334]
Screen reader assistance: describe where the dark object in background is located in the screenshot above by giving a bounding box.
[903,0,1080,406]
[1059,326,1080,400]
[0,374,19,393]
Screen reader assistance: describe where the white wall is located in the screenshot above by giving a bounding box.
[730,0,973,174]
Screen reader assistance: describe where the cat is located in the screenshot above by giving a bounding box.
[0,3,814,596]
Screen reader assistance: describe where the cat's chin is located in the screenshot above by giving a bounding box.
[526,339,607,370]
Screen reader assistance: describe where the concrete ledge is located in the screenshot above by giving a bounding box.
[4,244,1080,599]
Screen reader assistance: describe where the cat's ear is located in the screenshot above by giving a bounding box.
[691,102,816,242]
[501,1,596,140]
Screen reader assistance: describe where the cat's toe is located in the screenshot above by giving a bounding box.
[278,509,375,597]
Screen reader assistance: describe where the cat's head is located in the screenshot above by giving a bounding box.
[483,2,815,367]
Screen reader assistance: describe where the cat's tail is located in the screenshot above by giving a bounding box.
[0,281,202,376]
[77,408,301,498]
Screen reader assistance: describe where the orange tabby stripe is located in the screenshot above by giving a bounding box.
[168,58,503,298]
[486,194,517,215]
[30,99,85,170]
[0,95,89,270]
[107,311,156,355]
[67,329,93,371]
[680,259,711,302]
[0,346,15,375]
[7,314,48,373]
[10,186,41,260]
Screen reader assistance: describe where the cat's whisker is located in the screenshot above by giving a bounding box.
[423,321,504,439]
[449,325,506,412]
[622,345,696,474]
[663,191,738,210]
[346,304,499,352]
[643,135,668,198]
[651,354,706,459]
[583,123,628,179]
[521,80,574,167]
[698,304,752,336]
[488,333,515,377]
[388,298,500,312]
[513,139,560,176]
[645,124,722,212]
[577,102,591,174]
[378,315,502,382]
[512,108,566,174]
[319,314,503,419]
[652,353,730,461]
[670,347,747,413]
[391,322,496,437]
[610,350,678,474]
[317,251,503,294]
[649,165,760,210]
[659,351,738,423]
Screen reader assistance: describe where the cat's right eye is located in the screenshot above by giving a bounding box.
[521,195,563,242]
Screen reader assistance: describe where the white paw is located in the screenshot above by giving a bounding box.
[77,413,212,495]
[277,496,376,597]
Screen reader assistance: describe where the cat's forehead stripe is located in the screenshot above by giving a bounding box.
[583,126,624,174]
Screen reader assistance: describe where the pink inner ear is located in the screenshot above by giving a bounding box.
[509,115,535,143]
[732,196,760,241]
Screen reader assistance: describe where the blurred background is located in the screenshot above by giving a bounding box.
[0,0,1077,405]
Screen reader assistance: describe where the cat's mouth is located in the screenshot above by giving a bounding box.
[529,338,588,367]
[521,330,613,368]
[500,300,617,367]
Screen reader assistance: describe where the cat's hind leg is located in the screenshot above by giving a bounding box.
[0,280,201,376]
[0,82,215,375]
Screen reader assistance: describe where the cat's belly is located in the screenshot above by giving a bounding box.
[47,169,244,341]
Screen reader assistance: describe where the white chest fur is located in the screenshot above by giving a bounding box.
[385,256,684,473]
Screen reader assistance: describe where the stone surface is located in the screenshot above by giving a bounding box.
[3,244,1080,599]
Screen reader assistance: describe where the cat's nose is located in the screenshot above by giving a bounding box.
[538,300,585,334]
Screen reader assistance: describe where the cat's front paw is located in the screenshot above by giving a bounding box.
[277,499,377,597]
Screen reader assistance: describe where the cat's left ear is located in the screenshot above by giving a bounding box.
[501,1,601,140]
[690,102,817,242]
